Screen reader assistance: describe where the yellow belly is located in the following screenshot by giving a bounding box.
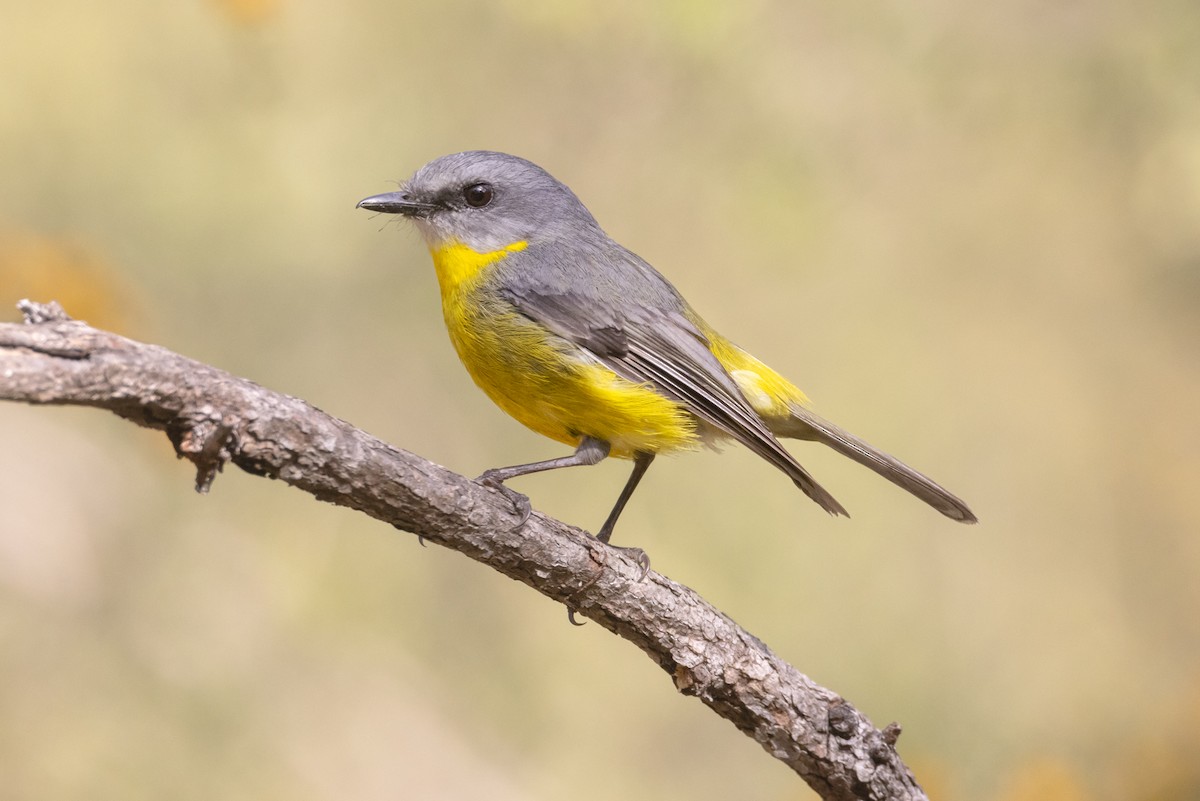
[432,242,699,458]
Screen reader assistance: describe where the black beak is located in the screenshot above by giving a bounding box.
[356,191,437,217]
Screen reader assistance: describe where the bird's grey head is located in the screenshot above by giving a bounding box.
[358,151,601,253]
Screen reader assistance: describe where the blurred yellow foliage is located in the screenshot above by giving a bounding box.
[907,757,953,800]
[0,231,133,331]
[209,0,281,26]
[997,760,1090,801]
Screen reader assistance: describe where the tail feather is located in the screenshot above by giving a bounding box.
[790,468,849,519]
[777,406,978,524]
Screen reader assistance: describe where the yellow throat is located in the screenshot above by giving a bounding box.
[429,239,528,296]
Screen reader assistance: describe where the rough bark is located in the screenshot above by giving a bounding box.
[0,300,927,801]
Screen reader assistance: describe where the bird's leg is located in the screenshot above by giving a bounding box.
[566,453,655,624]
[477,436,611,525]
[595,452,655,543]
[595,451,655,579]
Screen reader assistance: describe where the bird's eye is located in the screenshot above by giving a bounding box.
[463,182,494,208]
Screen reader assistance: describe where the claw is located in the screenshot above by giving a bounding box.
[606,542,651,582]
[563,543,648,629]
[476,472,532,528]
[392,523,428,547]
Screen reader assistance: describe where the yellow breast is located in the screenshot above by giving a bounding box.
[428,240,699,458]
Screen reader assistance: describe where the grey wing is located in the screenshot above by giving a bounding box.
[498,277,848,518]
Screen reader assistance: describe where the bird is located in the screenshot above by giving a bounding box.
[358,150,976,568]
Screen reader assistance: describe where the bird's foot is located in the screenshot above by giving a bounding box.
[599,541,651,582]
[475,471,532,528]
[561,539,650,628]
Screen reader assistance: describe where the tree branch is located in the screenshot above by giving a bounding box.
[0,300,927,801]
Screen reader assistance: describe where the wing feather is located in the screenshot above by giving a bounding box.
[499,282,847,517]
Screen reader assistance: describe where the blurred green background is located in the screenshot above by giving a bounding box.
[2,1,1198,799]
